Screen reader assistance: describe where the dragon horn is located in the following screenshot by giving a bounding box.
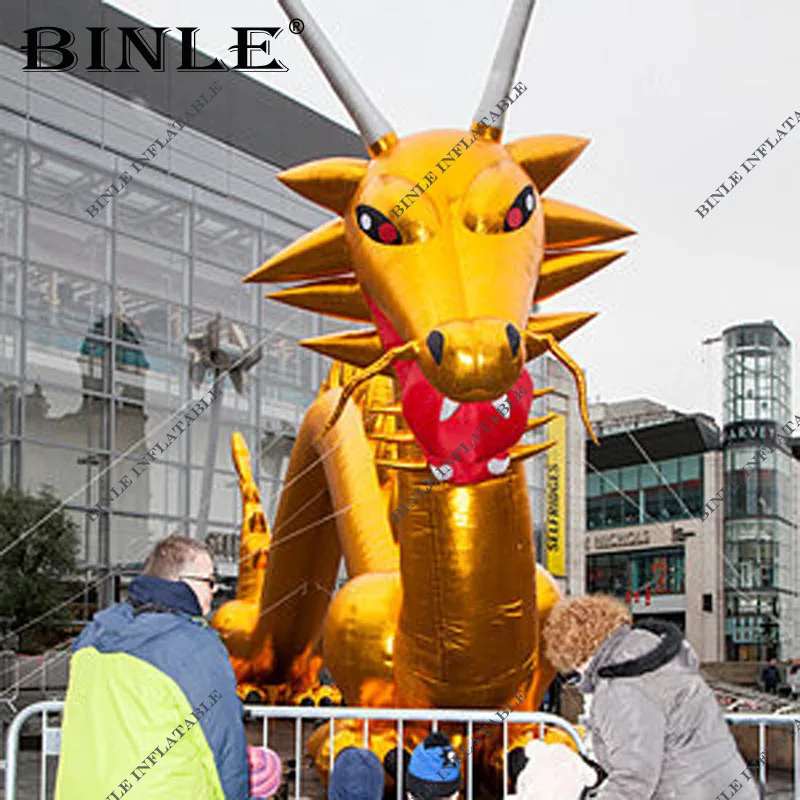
[472,0,537,141]
[277,0,397,157]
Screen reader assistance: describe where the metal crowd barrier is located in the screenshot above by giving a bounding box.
[0,651,20,716]
[4,702,797,800]
[726,712,800,798]
[3,701,584,800]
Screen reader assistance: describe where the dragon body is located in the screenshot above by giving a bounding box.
[210,0,634,786]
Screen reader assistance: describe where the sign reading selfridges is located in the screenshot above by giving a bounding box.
[20,25,304,73]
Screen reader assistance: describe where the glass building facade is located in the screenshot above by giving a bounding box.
[0,43,360,603]
[586,455,703,530]
[587,547,686,597]
[722,322,794,660]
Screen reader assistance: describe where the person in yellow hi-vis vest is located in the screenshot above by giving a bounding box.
[55,535,248,799]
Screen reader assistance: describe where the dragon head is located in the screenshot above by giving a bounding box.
[246,0,634,484]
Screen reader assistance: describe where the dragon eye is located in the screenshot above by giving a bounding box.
[503,186,536,232]
[356,205,402,245]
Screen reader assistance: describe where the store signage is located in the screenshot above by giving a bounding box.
[205,532,239,562]
[545,414,567,577]
[723,420,781,448]
[593,530,651,550]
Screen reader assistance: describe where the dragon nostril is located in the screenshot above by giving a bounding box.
[506,323,521,357]
[426,330,445,366]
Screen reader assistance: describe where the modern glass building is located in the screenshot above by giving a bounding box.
[0,1,363,607]
[585,400,725,660]
[722,321,796,661]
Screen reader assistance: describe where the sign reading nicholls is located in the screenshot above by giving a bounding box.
[593,530,651,550]
[20,26,300,72]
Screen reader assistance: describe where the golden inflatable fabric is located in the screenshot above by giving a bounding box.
[210,0,635,788]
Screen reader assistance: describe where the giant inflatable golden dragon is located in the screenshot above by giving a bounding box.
[211,0,633,788]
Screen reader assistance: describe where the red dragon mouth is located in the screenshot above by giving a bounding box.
[365,296,533,485]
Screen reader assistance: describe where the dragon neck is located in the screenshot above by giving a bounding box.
[391,465,537,708]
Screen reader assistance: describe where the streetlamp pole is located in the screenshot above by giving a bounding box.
[196,365,223,543]
[186,313,261,543]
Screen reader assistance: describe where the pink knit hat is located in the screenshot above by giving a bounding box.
[248,746,282,798]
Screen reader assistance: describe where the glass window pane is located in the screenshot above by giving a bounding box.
[0,196,24,257]
[106,458,185,521]
[587,473,600,498]
[640,464,659,488]
[189,467,240,526]
[28,207,110,280]
[0,316,21,376]
[116,186,189,252]
[116,234,187,299]
[27,144,112,221]
[194,208,258,272]
[0,138,23,198]
[21,439,104,502]
[23,382,107,453]
[680,455,701,481]
[620,465,638,491]
[26,263,112,336]
[115,288,187,362]
[26,323,96,391]
[587,496,603,530]
[107,514,162,568]
[0,257,21,317]
[661,458,679,484]
[193,260,256,324]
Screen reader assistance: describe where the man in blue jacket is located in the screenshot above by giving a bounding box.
[56,534,249,799]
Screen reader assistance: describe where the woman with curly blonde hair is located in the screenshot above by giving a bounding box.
[541,594,762,800]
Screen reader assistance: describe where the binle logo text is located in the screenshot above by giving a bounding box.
[20,25,303,73]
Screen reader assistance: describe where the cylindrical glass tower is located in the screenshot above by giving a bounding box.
[722,321,793,661]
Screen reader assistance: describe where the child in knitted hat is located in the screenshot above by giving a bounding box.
[329,747,385,800]
[248,746,282,798]
[406,732,461,800]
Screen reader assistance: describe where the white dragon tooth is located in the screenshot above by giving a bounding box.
[430,463,453,482]
[439,397,460,422]
[492,394,510,418]
[487,456,511,476]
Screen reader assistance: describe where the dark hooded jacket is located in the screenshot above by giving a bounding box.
[55,575,248,799]
[577,621,761,800]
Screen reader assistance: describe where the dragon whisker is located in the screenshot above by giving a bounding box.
[313,340,421,444]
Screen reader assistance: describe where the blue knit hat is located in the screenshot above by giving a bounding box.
[407,733,461,799]
[329,747,384,800]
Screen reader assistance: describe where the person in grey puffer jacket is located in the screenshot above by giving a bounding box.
[542,594,762,800]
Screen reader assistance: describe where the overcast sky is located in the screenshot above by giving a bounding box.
[109,0,800,425]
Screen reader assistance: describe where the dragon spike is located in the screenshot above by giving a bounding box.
[277,158,369,216]
[536,251,626,303]
[300,329,386,370]
[368,430,416,444]
[525,312,597,351]
[267,278,371,323]
[523,329,598,445]
[375,458,429,472]
[526,412,558,432]
[509,440,556,464]
[245,219,351,284]
[367,403,403,415]
[543,198,636,251]
[506,135,590,193]
[278,0,396,156]
[472,0,537,141]
[533,386,556,399]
